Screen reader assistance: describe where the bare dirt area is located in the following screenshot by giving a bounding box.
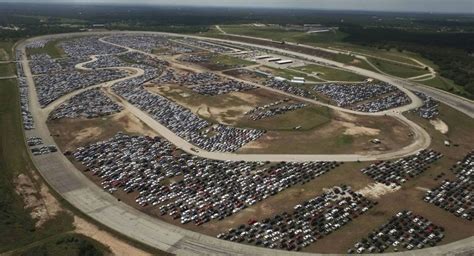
[357,182,400,199]
[48,111,156,152]
[239,112,413,155]
[429,118,449,134]
[13,173,62,228]
[73,217,152,256]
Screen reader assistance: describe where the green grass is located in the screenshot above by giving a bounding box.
[210,54,255,69]
[17,233,110,256]
[295,64,366,82]
[260,66,322,82]
[236,106,332,131]
[0,41,15,60]
[367,57,429,78]
[0,63,16,77]
[219,25,348,45]
[420,76,471,98]
[27,39,65,59]
[0,79,75,253]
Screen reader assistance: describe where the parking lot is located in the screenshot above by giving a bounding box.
[424,151,473,221]
[218,185,374,251]
[348,210,445,253]
[72,133,341,227]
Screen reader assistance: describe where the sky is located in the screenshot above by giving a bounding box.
[1,0,473,14]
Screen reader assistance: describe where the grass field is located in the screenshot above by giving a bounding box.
[27,39,65,59]
[0,63,16,77]
[15,233,111,256]
[257,65,322,82]
[419,76,470,98]
[210,54,255,69]
[295,64,367,82]
[0,79,75,253]
[0,41,15,60]
[236,106,332,131]
[367,57,429,78]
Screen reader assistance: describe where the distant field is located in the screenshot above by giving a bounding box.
[258,65,323,82]
[0,63,16,77]
[295,64,367,82]
[0,41,15,60]
[367,57,429,78]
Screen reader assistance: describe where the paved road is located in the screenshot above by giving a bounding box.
[17,32,474,256]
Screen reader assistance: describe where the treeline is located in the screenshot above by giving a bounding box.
[341,26,474,98]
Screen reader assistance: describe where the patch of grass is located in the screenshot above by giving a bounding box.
[237,106,332,131]
[259,65,322,82]
[27,39,65,59]
[18,233,110,256]
[419,76,470,98]
[210,54,255,69]
[336,134,354,145]
[0,79,74,253]
[0,41,15,60]
[0,63,16,77]
[367,57,428,78]
[295,64,366,82]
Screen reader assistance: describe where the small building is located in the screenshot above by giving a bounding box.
[267,57,282,62]
[276,60,293,65]
[255,55,271,60]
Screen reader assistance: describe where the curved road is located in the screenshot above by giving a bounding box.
[17,32,474,256]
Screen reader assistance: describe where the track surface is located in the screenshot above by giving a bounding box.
[17,31,474,256]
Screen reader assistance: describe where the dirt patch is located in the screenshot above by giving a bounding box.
[350,59,362,65]
[335,110,357,122]
[430,118,449,134]
[357,182,400,199]
[73,216,151,256]
[0,49,8,61]
[75,127,102,143]
[340,121,380,136]
[49,111,156,152]
[14,174,61,227]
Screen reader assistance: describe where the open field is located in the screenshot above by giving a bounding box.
[0,63,16,77]
[147,85,283,125]
[256,65,323,82]
[239,113,413,155]
[0,41,15,60]
[14,233,111,256]
[419,76,468,97]
[367,57,429,78]
[295,64,367,81]
[210,54,255,70]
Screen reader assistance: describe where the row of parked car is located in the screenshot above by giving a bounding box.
[424,151,473,221]
[360,150,443,186]
[113,66,265,152]
[218,186,375,251]
[49,88,123,120]
[413,91,440,120]
[313,82,397,108]
[348,210,445,254]
[73,133,341,225]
